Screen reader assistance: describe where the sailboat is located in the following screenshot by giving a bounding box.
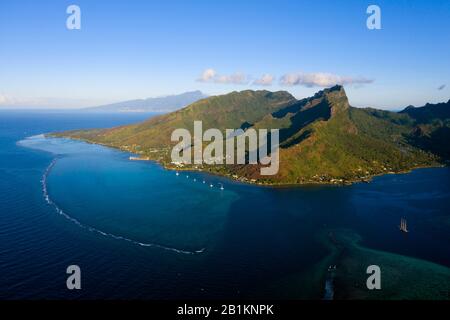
[176,172,179,176]
[399,218,408,233]
[219,183,224,190]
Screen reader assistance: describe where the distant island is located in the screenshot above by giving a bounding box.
[84,90,207,113]
[52,85,450,185]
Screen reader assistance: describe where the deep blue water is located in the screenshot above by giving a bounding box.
[1,110,449,299]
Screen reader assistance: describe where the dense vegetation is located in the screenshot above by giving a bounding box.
[53,86,450,185]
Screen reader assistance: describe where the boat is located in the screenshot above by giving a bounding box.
[129,156,150,161]
[219,183,224,190]
[399,218,409,233]
[176,172,179,176]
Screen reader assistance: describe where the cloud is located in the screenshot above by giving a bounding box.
[0,93,44,107]
[215,73,248,84]
[0,93,112,109]
[0,94,8,104]
[197,69,249,85]
[438,84,446,90]
[253,74,274,86]
[0,93,18,105]
[197,69,373,88]
[198,68,217,82]
[280,72,374,87]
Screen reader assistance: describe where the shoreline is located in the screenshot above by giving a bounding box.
[46,133,447,188]
[161,163,445,188]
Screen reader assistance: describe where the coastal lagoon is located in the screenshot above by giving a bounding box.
[1,111,449,299]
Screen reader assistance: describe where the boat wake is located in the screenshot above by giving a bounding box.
[42,158,205,255]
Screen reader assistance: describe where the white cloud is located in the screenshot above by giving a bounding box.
[280,72,373,87]
[0,93,112,109]
[253,74,274,86]
[198,68,217,82]
[215,72,248,84]
[0,94,8,104]
[197,69,249,85]
[0,93,19,105]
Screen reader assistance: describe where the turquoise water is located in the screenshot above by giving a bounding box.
[1,111,449,299]
[20,134,238,253]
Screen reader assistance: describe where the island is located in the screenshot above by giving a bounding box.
[51,85,450,186]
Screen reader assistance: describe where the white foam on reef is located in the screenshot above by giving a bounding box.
[17,135,44,148]
[28,134,46,139]
[42,158,205,255]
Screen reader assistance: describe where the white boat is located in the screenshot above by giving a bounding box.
[399,218,409,233]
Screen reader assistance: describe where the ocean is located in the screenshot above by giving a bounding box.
[1,110,449,299]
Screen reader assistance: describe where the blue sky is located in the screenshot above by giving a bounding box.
[0,0,449,109]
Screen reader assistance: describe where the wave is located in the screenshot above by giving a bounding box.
[41,158,205,255]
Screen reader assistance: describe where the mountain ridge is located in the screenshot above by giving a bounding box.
[85,90,208,113]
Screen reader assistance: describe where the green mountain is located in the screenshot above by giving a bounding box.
[400,100,450,160]
[54,86,449,185]
[57,89,296,151]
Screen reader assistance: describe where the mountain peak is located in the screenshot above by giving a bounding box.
[315,84,344,95]
[310,85,345,99]
[326,84,345,92]
[310,85,349,114]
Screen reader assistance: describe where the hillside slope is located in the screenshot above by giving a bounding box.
[400,100,450,160]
